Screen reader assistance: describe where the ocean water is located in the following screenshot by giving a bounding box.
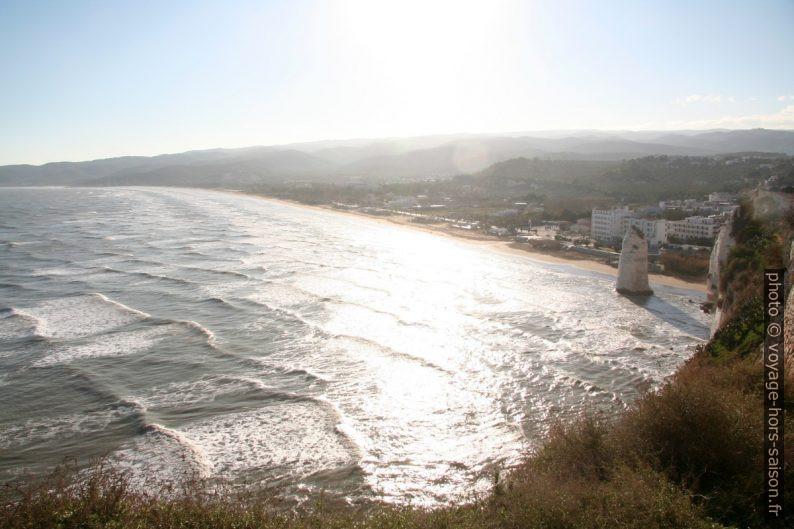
[0,187,709,504]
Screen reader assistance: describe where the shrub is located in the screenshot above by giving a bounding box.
[495,463,720,529]
[533,415,615,482]
[659,253,709,279]
[613,360,764,527]
[707,298,764,361]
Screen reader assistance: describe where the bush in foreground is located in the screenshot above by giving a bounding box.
[2,461,719,529]
[614,357,766,527]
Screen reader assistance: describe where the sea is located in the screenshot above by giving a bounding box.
[0,186,710,505]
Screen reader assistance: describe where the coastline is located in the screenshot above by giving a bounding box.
[2,188,769,529]
[223,189,706,293]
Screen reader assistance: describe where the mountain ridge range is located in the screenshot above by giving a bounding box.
[1,128,792,187]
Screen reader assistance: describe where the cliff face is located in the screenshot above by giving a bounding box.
[616,227,653,295]
[706,209,736,337]
[785,243,794,372]
[709,192,793,369]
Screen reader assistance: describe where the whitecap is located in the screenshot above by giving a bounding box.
[33,326,169,367]
[15,293,149,340]
[0,403,144,450]
[114,401,357,485]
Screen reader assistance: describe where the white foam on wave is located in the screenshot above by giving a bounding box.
[182,402,355,477]
[116,401,356,483]
[248,282,317,308]
[32,326,170,367]
[313,333,526,504]
[109,423,211,486]
[178,320,216,343]
[145,423,213,478]
[0,310,40,340]
[316,303,463,373]
[0,403,143,450]
[126,375,271,410]
[15,293,149,340]
[30,267,88,277]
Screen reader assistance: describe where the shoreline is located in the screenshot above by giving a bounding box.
[223,189,706,293]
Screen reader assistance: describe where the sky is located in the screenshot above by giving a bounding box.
[0,0,793,165]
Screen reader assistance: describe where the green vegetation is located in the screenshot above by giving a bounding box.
[3,202,792,529]
[718,199,787,325]
[257,155,794,219]
[658,253,710,279]
[707,298,764,361]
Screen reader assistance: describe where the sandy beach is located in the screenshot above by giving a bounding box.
[225,190,706,293]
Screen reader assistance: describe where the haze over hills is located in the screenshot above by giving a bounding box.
[1,128,792,188]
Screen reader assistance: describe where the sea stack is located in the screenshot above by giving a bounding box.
[616,226,653,296]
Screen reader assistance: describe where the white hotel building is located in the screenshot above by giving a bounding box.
[667,216,721,240]
[591,207,722,245]
[624,218,668,247]
[591,207,634,243]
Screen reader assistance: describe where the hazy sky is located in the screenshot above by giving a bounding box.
[1,0,793,165]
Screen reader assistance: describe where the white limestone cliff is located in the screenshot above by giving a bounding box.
[616,227,653,296]
[706,209,736,337]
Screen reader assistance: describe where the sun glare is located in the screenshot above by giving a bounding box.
[317,0,528,135]
[336,0,508,64]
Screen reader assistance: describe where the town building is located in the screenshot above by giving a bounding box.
[624,218,668,247]
[708,192,737,203]
[667,215,721,240]
[591,206,634,243]
[592,206,725,246]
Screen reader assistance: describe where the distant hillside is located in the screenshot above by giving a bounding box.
[556,139,712,157]
[93,150,336,187]
[470,154,794,202]
[1,128,792,187]
[339,138,547,178]
[0,148,333,187]
[650,129,794,154]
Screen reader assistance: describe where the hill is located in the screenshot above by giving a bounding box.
[1,129,792,187]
